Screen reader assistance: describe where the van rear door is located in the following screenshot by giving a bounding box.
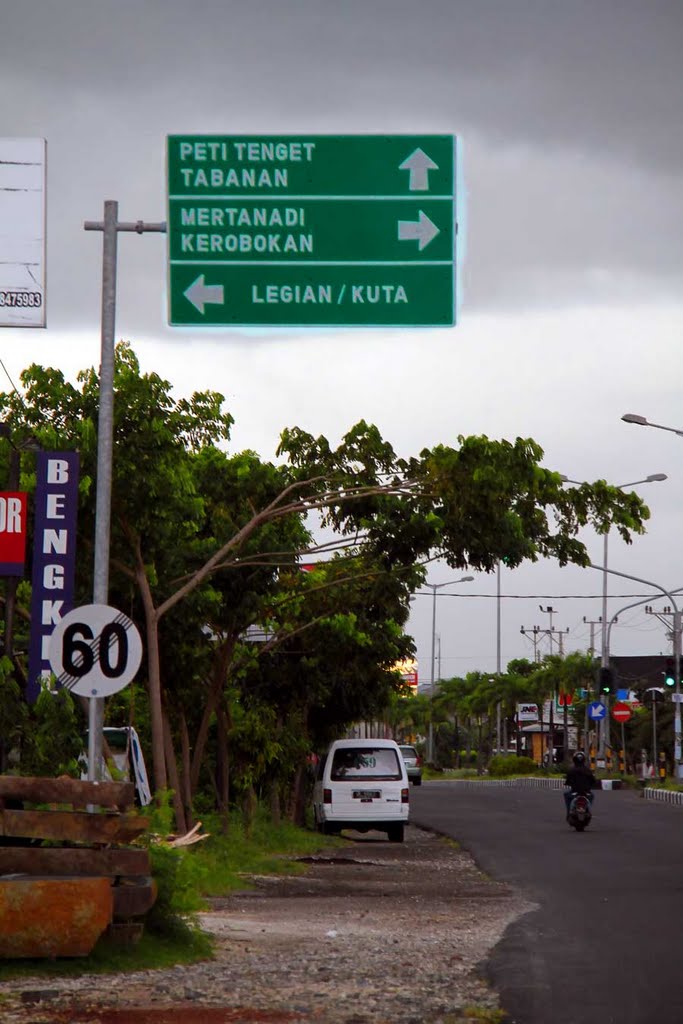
[328,745,405,821]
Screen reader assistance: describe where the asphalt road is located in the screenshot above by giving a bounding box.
[411,782,683,1024]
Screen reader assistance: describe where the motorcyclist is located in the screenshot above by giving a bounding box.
[564,751,597,819]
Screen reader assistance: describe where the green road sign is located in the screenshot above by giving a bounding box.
[167,134,457,327]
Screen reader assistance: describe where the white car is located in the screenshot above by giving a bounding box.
[398,744,423,786]
[312,738,409,842]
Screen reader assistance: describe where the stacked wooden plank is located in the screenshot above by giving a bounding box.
[0,775,156,957]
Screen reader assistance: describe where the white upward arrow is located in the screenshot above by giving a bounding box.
[184,274,225,314]
[397,211,440,251]
[399,148,439,191]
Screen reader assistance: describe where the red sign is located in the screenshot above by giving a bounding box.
[612,702,632,723]
[558,691,573,706]
[0,492,28,576]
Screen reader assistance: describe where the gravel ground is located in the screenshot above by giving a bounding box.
[0,825,535,1024]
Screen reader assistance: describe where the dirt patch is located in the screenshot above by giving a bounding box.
[0,826,534,1023]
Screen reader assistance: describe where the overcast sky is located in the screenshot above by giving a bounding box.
[1,0,682,683]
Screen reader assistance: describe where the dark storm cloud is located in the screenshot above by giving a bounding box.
[5,0,680,166]
[1,0,681,323]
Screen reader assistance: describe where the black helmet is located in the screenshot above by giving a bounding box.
[572,751,586,767]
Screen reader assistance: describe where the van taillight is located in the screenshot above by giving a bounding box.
[401,788,409,804]
[415,755,422,766]
[323,788,332,804]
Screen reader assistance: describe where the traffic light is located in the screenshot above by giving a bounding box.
[599,667,614,694]
[664,658,676,687]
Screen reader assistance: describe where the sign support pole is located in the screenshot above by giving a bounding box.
[84,203,166,783]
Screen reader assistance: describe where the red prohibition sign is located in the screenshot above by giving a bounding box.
[612,702,632,723]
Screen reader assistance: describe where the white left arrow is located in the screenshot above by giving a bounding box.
[184,274,225,313]
[397,211,440,251]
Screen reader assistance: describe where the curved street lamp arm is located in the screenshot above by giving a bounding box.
[589,564,678,614]
[606,590,683,654]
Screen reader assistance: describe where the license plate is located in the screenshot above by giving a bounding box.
[353,790,381,800]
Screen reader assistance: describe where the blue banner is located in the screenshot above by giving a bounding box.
[26,451,79,702]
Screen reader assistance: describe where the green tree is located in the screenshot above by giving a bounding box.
[1,348,650,819]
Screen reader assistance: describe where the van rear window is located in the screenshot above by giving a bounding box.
[330,747,402,780]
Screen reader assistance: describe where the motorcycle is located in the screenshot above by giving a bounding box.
[567,791,592,831]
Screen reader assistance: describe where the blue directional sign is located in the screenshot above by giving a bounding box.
[588,701,607,721]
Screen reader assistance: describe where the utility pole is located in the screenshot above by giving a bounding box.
[83,202,166,783]
[538,605,569,656]
[646,605,683,773]
[645,605,673,631]
[583,615,603,657]
[520,624,542,662]
[537,606,568,765]
[539,605,555,650]
[590,562,683,780]
[556,627,570,656]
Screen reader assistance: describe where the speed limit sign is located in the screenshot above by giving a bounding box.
[48,604,143,698]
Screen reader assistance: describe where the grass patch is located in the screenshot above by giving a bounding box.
[640,775,683,791]
[0,927,212,982]
[193,808,343,895]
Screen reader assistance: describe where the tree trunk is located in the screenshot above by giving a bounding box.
[190,640,234,794]
[242,784,257,837]
[215,706,230,816]
[269,777,281,827]
[162,707,187,835]
[289,762,307,826]
[179,711,194,829]
[134,559,167,794]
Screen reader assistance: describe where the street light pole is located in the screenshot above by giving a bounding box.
[429,584,437,762]
[496,561,502,752]
[425,575,474,763]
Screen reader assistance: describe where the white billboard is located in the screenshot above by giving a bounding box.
[0,138,46,327]
[517,702,540,722]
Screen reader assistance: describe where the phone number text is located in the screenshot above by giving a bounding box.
[0,291,43,308]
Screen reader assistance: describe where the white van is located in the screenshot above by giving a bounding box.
[312,738,409,842]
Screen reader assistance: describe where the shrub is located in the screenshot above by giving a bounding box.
[488,754,538,777]
[18,681,83,777]
[141,791,212,947]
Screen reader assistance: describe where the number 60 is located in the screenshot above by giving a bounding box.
[62,621,129,678]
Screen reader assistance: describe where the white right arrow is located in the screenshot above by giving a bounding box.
[184,274,225,314]
[397,211,440,251]
[399,148,438,191]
